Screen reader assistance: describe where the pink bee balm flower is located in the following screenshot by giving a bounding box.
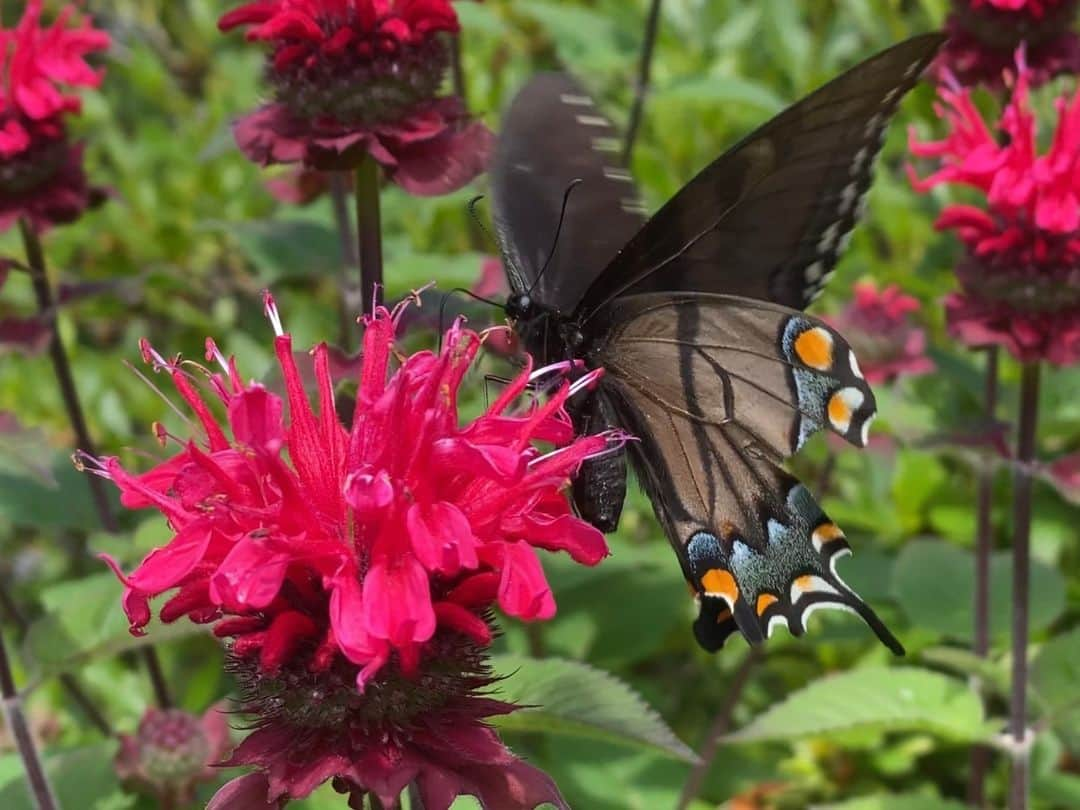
[938,0,1080,88]
[219,0,493,194]
[824,281,935,384]
[0,0,109,232]
[910,50,1080,365]
[96,295,611,808]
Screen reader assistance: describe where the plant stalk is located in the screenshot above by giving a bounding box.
[676,647,763,810]
[18,218,171,711]
[330,172,361,347]
[1008,361,1040,810]
[0,581,111,735]
[622,0,663,165]
[0,631,59,810]
[408,783,425,810]
[450,35,466,103]
[968,346,999,808]
[354,156,384,317]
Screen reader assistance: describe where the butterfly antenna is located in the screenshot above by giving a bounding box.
[437,287,504,351]
[467,195,499,249]
[527,178,583,296]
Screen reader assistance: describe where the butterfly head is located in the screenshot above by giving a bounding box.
[504,292,536,322]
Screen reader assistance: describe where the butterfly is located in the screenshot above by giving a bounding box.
[489,34,944,655]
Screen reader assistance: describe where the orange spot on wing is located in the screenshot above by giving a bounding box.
[828,391,852,427]
[701,568,739,603]
[756,593,778,615]
[716,607,732,624]
[794,575,815,591]
[815,522,843,541]
[794,327,833,370]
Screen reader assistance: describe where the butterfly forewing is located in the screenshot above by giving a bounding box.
[593,292,901,653]
[578,33,945,316]
[491,73,647,314]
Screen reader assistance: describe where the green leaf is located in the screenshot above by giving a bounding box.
[1031,628,1080,754]
[223,218,343,283]
[918,647,1010,700]
[490,655,698,763]
[21,572,207,683]
[891,540,1065,644]
[811,793,969,810]
[0,454,112,530]
[0,742,121,810]
[725,667,991,744]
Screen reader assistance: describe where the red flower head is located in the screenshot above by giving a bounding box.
[910,49,1080,365]
[115,704,232,806]
[0,0,108,232]
[219,0,493,194]
[824,281,935,384]
[95,294,613,808]
[939,0,1080,87]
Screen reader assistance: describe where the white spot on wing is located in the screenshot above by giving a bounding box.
[849,351,864,380]
[818,222,840,253]
[851,147,869,176]
[804,261,824,283]
[560,93,593,106]
[839,183,859,214]
[863,113,884,138]
[602,167,633,182]
[860,412,875,446]
[766,614,789,639]
[591,137,620,153]
[576,115,610,127]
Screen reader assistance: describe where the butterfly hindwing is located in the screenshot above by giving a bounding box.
[592,292,901,652]
[577,33,945,315]
[491,73,647,313]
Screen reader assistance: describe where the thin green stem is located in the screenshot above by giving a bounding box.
[18,218,171,712]
[330,172,360,347]
[354,156,384,317]
[676,646,764,810]
[1008,361,1040,810]
[0,631,59,810]
[622,0,663,165]
[968,346,999,808]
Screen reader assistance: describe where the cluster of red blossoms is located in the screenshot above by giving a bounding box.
[910,50,1080,365]
[825,281,935,385]
[97,295,611,808]
[219,0,492,195]
[0,0,108,232]
[940,0,1080,87]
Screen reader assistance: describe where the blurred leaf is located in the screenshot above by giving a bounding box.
[0,454,110,529]
[725,667,991,744]
[1031,627,1080,754]
[222,219,342,283]
[918,647,1009,699]
[656,75,785,113]
[891,540,1065,644]
[517,2,625,73]
[491,655,698,763]
[0,411,55,485]
[0,742,121,810]
[22,572,207,683]
[811,793,968,810]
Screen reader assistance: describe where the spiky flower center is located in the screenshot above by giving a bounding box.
[271,37,448,126]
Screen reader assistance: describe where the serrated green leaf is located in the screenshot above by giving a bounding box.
[891,540,1065,644]
[490,655,698,763]
[725,667,991,744]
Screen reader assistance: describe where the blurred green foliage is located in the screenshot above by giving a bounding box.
[1,1,1078,809]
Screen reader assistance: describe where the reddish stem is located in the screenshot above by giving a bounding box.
[0,630,59,810]
[354,156,384,317]
[1008,361,1040,810]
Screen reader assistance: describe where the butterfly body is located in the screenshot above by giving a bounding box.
[493,34,944,654]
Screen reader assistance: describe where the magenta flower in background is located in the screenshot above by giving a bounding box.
[97,295,611,808]
[0,0,108,232]
[824,281,935,384]
[939,0,1080,87]
[219,0,493,195]
[910,50,1080,365]
[115,704,231,806]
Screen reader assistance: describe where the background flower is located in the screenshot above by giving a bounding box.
[219,0,493,194]
[910,50,1080,364]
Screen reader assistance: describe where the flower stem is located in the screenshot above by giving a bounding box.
[330,172,361,347]
[354,156,384,317]
[622,0,663,165]
[408,783,426,810]
[18,218,172,712]
[0,581,111,735]
[969,346,999,808]
[1008,361,1040,810]
[0,630,59,810]
[675,646,763,810]
[450,35,466,103]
